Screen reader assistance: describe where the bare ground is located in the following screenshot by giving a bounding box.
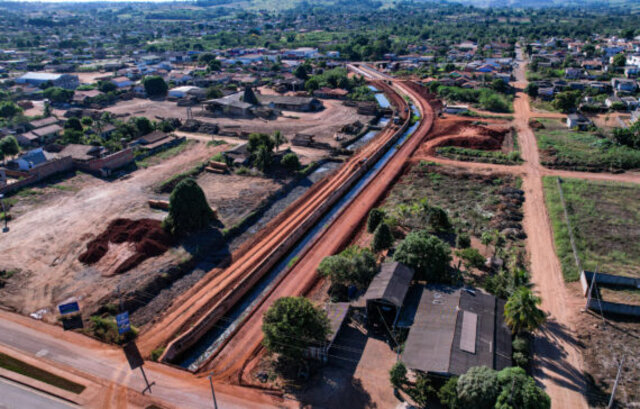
[105,97,373,147]
[0,141,286,322]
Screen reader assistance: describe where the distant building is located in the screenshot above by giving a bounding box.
[16,72,79,90]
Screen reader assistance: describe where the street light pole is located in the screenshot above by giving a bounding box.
[208,373,219,409]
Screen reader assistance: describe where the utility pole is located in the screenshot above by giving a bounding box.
[0,194,9,233]
[607,357,625,409]
[208,372,219,409]
[585,267,598,310]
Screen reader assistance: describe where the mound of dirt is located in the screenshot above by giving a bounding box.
[79,218,174,275]
[528,119,545,129]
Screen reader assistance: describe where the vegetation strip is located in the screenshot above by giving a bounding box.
[0,353,85,394]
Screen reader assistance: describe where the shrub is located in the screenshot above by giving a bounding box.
[389,361,407,389]
[371,222,393,253]
[367,208,385,233]
[281,152,301,171]
[456,232,471,248]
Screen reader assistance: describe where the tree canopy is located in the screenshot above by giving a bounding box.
[504,286,547,334]
[163,178,216,236]
[262,296,330,362]
[143,75,168,97]
[317,245,377,289]
[393,230,452,282]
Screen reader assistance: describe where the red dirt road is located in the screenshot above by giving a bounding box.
[202,76,436,380]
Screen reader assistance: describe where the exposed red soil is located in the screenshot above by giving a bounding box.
[415,117,509,155]
[79,218,174,276]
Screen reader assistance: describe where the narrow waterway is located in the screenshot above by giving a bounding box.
[177,106,421,371]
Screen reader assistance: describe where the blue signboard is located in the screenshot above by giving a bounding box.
[116,312,131,335]
[58,302,80,316]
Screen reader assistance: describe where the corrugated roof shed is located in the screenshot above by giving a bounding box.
[364,262,414,308]
[402,285,460,374]
[402,285,512,377]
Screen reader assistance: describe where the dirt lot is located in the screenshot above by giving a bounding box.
[106,96,373,148]
[0,141,286,322]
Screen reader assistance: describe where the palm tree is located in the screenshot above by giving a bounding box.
[504,287,547,334]
[272,130,286,152]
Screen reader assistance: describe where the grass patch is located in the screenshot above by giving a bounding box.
[536,118,640,171]
[530,99,559,113]
[136,140,192,168]
[0,352,85,394]
[154,162,206,193]
[206,139,227,147]
[15,188,40,198]
[543,176,640,281]
[459,110,514,120]
[436,146,522,165]
[150,347,165,362]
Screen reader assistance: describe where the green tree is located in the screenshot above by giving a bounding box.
[247,133,275,153]
[163,178,216,236]
[254,145,273,172]
[412,373,436,407]
[394,231,452,282]
[612,53,626,67]
[525,83,538,98]
[64,117,83,131]
[552,91,580,113]
[427,205,451,232]
[438,376,460,409]
[281,152,300,171]
[205,86,223,99]
[262,296,330,362]
[62,129,82,144]
[317,246,377,289]
[389,361,407,389]
[0,101,22,118]
[504,287,546,334]
[272,130,286,152]
[207,59,222,72]
[456,366,500,409]
[143,76,168,97]
[0,136,20,157]
[367,208,385,233]
[81,117,93,127]
[372,222,393,253]
[131,116,153,136]
[456,232,471,249]
[495,367,550,409]
[97,80,117,93]
[43,87,74,103]
[456,247,485,271]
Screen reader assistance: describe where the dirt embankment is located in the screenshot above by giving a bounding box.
[79,218,174,277]
[415,116,510,156]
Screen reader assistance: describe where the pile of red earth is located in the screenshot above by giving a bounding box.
[79,218,174,275]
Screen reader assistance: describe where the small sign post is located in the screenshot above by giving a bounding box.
[58,301,83,331]
[116,312,131,335]
[123,342,154,395]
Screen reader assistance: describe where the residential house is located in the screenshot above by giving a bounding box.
[111,76,133,88]
[313,87,349,99]
[168,86,204,99]
[567,113,593,130]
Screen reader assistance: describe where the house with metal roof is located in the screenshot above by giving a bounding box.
[16,72,79,90]
[402,285,512,378]
[364,262,414,334]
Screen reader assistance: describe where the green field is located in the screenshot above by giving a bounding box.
[536,118,640,171]
[543,176,640,281]
[0,353,85,394]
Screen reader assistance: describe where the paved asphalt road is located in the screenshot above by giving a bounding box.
[0,377,76,409]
